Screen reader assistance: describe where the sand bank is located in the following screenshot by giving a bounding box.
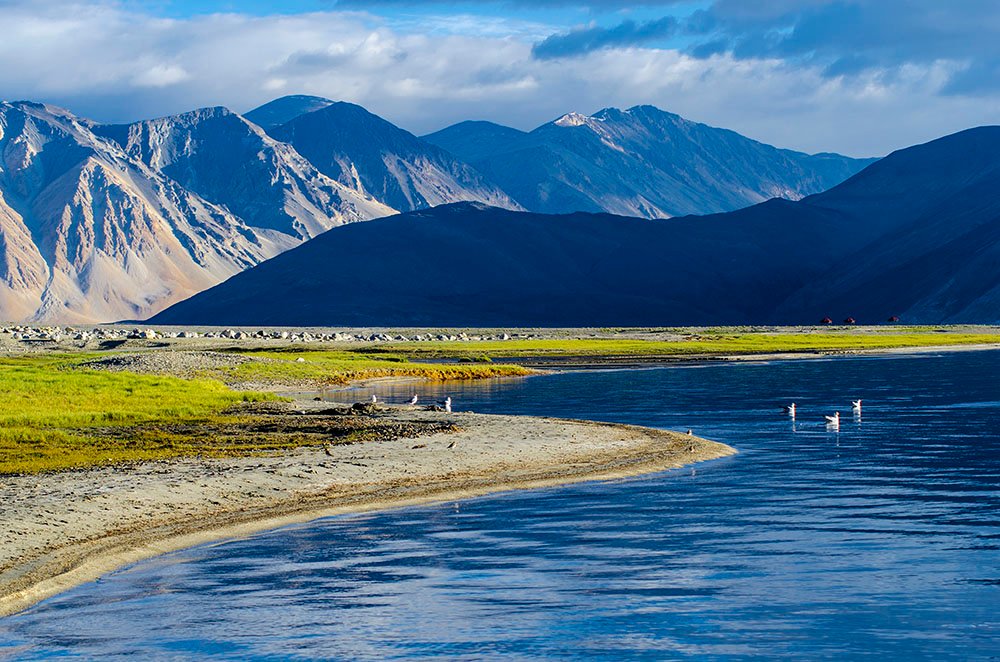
[0,406,734,617]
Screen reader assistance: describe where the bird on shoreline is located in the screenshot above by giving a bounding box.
[784,403,796,418]
[444,396,452,413]
[409,394,419,405]
[371,394,378,404]
[825,412,840,428]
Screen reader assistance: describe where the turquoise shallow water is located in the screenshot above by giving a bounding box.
[2,351,999,660]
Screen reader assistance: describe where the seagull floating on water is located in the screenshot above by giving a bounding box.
[784,403,796,418]
[409,394,419,405]
[852,399,862,414]
[825,412,840,427]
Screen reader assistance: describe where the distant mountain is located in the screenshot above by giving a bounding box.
[244,95,334,130]
[424,106,876,218]
[92,106,390,239]
[424,121,529,163]
[152,127,1000,326]
[259,98,521,213]
[0,101,393,323]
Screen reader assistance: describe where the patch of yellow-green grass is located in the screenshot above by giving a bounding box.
[0,356,275,474]
[225,350,532,385]
[354,329,1000,360]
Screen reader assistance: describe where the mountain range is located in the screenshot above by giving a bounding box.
[0,100,382,323]
[1,95,874,323]
[424,106,875,218]
[257,98,520,213]
[152,127,1000,326]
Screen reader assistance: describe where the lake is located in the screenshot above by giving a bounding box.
[2,351,998,660]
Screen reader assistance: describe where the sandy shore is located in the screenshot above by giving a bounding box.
[0,405,734,617]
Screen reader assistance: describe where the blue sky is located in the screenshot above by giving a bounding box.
[0,1,997,156]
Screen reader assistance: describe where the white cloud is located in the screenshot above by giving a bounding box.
[132,64,190,88]
[0,1,996,156]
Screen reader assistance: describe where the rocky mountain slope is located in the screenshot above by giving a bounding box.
[152,127,1000,326]
[92,106,390,240]
[262,100,521,213]
[0,101,393,323]
[424,106,876,218]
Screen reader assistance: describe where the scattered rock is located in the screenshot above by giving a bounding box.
[351,402,380,415]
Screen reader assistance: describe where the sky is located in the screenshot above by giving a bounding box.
[1,1,998,156]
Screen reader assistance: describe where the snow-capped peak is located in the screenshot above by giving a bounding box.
[553,112,594,128]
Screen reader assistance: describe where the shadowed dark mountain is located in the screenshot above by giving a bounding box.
[773,126,1000,323]
[424,106,876,218]
[151,126,1000,326]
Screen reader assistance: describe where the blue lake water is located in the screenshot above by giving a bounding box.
[2,351,999,660]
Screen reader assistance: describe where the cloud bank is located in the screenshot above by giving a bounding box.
[532,17,678,59]
[0,0,996,156]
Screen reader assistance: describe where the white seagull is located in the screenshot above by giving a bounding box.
[784,403,797,418]
[444,396,452,413]
[825,412,840,427]
[852,399,862,414]
[409,394,419,405]
[370,394,378,404]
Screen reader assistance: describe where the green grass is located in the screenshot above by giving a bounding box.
[0,356,275,474]
[352,329,1000,360]
[224,349,532,385]
[0,351,528,474]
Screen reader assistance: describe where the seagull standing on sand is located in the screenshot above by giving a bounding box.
[825,412,840,428]
[371,394,378,404]
[444,396,452,413]
[784,403,797,419]
[409,394,419,405]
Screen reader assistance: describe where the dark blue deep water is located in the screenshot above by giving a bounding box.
[2,351,999,660]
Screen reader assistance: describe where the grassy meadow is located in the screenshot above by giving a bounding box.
[355,329,1000,361]
[0,351,524,475]
[224,349,532,385]
[0,356,276,474]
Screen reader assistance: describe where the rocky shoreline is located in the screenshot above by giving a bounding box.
[0,325,524,346]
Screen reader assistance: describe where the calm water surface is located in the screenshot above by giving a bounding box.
[2,351,999,660]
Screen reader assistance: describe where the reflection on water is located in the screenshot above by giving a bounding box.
[321,374,532,408]
[2,352,999,660]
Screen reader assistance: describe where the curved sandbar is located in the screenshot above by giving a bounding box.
[0,408,735,617]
